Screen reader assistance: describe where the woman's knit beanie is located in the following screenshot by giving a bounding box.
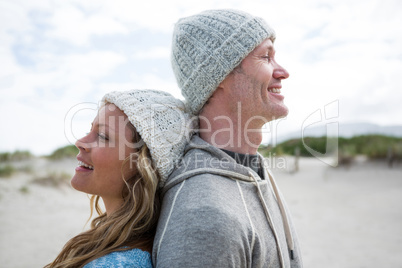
[171,9,276,115]
[102,89,194,188]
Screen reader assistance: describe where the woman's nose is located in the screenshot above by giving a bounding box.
[75,134,94,152]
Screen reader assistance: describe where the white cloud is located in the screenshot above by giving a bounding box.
[133,46,170,59]
[45,4,129,46]
[0,48,127,155]
[127,72,181,99]
[1,0,402,154]
[89,0,246,32]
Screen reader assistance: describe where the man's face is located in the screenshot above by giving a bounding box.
[220,38,290,126]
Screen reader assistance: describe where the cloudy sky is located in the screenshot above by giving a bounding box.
[1,0,401,155]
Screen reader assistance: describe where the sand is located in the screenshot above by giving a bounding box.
[0,156,401,268]
[273,156,402,267]
[0,158,89,268]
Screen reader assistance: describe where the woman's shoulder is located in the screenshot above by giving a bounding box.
[84,248,152,268]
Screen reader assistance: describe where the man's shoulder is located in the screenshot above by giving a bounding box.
[167,172,238,199]
[158,178,248,236]
[161,173,247,224]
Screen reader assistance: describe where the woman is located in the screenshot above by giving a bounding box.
[45,89,192,268]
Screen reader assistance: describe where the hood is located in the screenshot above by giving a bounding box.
[160,134,296,267]
[161,135,260,196]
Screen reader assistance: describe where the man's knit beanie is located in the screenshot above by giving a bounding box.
[171,9,276,114]
[102,89,194,188]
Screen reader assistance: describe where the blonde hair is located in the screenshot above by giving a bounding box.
[45,123,161,268]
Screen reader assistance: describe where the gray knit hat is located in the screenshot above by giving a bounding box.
[171,9,276,114]
[102,89,193,188]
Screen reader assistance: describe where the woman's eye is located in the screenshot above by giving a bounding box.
[98,133,109,141]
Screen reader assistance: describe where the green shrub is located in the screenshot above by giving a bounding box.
[19,185,30,194]
[0,150,32,162]
[0,152,10,162]
[347,135,401,159]
[258,144,285,157]
[11,150,33,161]
[0,164,16,178]
[47,145,78,160]
[259,135,402,159]
[264,137,332,157]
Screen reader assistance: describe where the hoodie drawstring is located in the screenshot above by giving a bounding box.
[250,168,295,267]
[250,173,286,268]
[265,168,295,260]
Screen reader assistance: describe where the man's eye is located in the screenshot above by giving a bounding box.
[263,56,271,62]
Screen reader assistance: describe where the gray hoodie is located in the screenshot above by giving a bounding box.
[152,135,302,268]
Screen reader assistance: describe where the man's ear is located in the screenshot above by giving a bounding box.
[217,79,226,90]
[217,74,231,91]
[218,67,239,92]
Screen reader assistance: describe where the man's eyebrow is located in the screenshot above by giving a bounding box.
[266,45,275,53]
[257,44,274,55]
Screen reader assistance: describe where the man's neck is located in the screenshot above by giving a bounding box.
[199,91,267,154]
[199,116,263,155]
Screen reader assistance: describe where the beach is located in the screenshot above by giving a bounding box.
[274,157,402,267]
[0,156,401,267]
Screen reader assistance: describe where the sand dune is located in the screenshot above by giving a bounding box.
[0,157,401,268]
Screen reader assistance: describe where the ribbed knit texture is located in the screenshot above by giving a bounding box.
[171,9,276,114]
[83,248,152,267]
[102,89,193,188]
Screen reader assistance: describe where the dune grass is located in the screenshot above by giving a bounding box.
[0,164,16,178]
[258,135,402,160]
[0,150,32,162]
[47,145,78,160]
[31,171,72,187]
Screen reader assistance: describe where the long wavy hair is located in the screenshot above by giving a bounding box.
[45,120,161,268]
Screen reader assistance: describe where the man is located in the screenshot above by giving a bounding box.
[153,9,302,268]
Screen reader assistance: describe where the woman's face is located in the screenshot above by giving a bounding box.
[71,104,138,213]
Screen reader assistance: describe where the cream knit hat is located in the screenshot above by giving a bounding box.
[102,89,193,188]
[171,9,276,114]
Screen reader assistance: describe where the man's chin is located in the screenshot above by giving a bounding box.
[265,107,289,122]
